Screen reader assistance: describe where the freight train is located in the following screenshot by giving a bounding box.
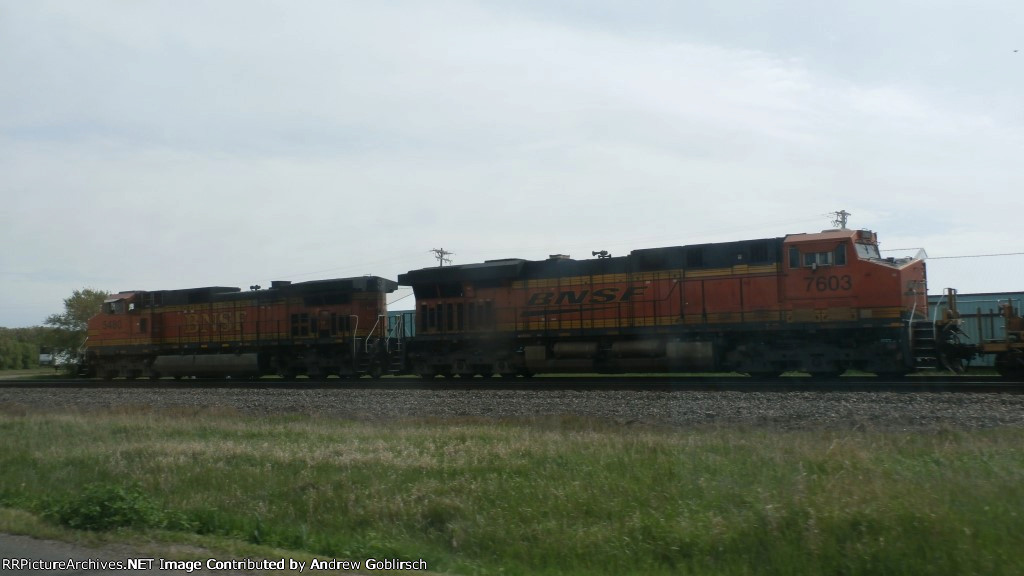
[79,228,1024,380]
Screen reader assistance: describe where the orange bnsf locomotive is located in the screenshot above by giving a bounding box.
[80,276,400,379]
[398,228,943,378]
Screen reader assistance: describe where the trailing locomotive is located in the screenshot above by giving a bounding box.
[80,276,401,379]
[398,228,938,378]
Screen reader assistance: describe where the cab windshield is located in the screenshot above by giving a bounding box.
[855,243,881,260]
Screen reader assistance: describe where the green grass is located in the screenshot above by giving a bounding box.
[0,367,66,379]
[0,407,1022,575]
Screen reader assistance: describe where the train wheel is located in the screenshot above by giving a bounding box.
[746,371,783,379]
[493,361,516,378]
[368,363,384,379]
[874,371,908,379]
[940,355,967,374]
[337,363,355,379]
[995,352,1024,380]
[413,363,436,379]
[808,371,843,379]
[938,324,969,374]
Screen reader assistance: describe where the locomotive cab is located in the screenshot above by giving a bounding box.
[782,229,927,323]
[780,229,927,375]
[93,292,150,341]
[81,291,150,378]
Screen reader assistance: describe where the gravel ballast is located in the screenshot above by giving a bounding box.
[2,386,1023,431]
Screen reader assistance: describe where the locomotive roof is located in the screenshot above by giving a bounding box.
[121,276,398,306]
[271,276,399,294]
[399,236,788,285]
[104,291,146,303]
[785,228,873,242]
[115,286,241,306]
[398,259,527,285]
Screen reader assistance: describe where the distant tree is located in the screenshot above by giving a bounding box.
[0,337,11,369]
[43,288,109,360]
[0,327,50,370]
[0,333,35,370]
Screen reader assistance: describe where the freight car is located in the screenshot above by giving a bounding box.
[398,228,954,378]
[935,290,1024,379]
[79,276,402,379]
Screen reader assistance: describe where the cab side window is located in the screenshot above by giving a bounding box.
[804,251,834,267]
[835,244,847,265]
[791,244,848,268]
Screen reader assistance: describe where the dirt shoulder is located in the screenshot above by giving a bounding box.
[1,532,201,575]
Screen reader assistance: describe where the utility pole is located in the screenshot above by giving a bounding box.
[430,248,454,267]
[830,210,851,229]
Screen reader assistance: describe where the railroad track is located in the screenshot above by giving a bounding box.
[4,377,1023,431]
[1,375,1021,393]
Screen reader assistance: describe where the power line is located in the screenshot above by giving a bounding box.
[928,252,1024,260]
[387,290,414,306]
[882,249,1024,259]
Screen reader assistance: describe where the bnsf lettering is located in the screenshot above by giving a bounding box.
[184,311,248,334]
[527,286,647,306]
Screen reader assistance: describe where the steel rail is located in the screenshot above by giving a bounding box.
[1,375,1021,393]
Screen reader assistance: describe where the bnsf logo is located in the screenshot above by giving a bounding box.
[526,286,647,306]
[184,311,248,334]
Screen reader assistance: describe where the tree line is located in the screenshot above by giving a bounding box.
[0,326,47,369]
[0,289,109,371]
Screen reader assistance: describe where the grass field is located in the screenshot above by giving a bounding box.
[1,406,1022,575]
[0,367,65,379]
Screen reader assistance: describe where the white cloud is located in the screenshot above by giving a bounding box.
[2,0,1023,326]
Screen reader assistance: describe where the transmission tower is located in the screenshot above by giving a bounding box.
[430,248,455,267]
[830,210,851,229]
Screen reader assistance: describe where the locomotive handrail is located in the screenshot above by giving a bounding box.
[385,314,404,352]
[349,314,359,359]
[907,296,923,356]
[365,314,385,353]
[928,295,940,324]
[384,315,393,349]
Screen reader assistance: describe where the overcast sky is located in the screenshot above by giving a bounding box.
[2,1,1023,327]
